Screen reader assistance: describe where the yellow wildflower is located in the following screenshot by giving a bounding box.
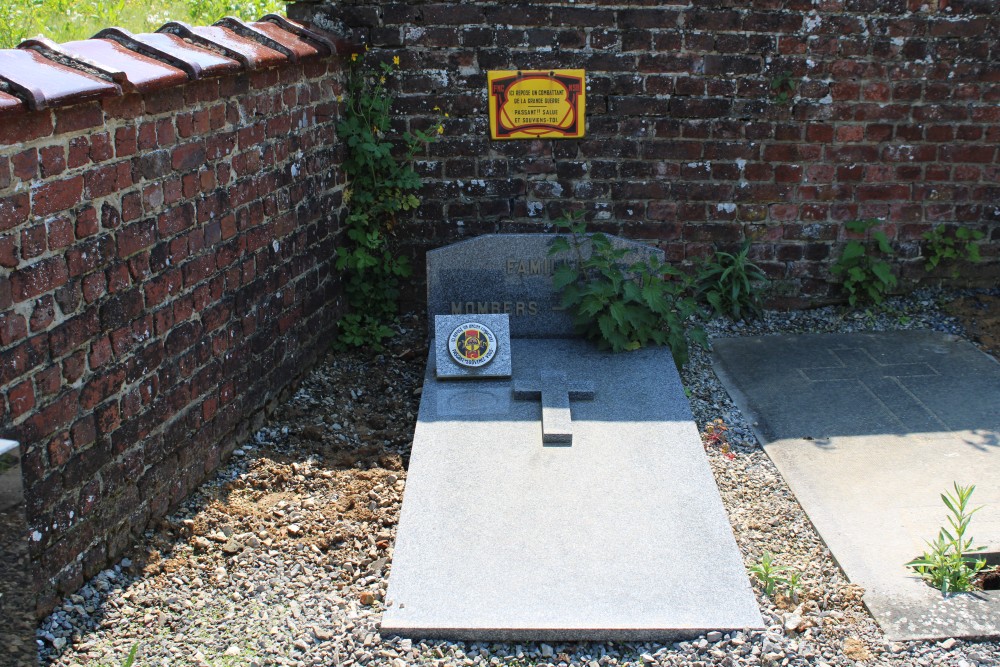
[380,76,386,84]
[393,55,400,65]
[351,53,357,62]
[437,124,444,135]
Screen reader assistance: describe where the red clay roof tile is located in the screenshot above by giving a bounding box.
[214,17,310,61]
[158,22,287,70]
[0,49,119,110]
[61,39,189,93]
[257,14,336,55]
[95,29,242,80]
[0,13,344,117]
[21,37,189,94]
[0,91,24,115]
[260,13,353,56]
[248,21,325,60]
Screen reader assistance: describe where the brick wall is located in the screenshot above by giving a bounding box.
[0,25,345,611]
[293,0,1000,302]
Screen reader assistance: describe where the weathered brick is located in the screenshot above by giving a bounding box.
[0,233,17,268]
[32,176,84,218]
[29,295,56,332]
[0,311,28,350]
[172,143,206,171]
[0,110,53,146]
[0,192,30,231]
[56,104,105,136]
[11,257,69,302]
[0,335,47,389]
[117,220,156,259]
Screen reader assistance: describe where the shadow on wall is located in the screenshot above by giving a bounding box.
[0,439,38,667]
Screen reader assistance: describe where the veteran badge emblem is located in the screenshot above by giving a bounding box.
[448,322,498,368]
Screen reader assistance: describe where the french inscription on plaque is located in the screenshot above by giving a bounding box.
[487,70,586,140]
[447,321,499,369]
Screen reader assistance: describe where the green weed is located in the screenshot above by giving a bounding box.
[696,240,768,321]
[549,213,706,366]
[770,70,797,105]
[830,218,897,307]
[907,482,989,594]
[334,51,442,350]
[122,643,138,667]
[749,552,798,598]
[922,225,985,278]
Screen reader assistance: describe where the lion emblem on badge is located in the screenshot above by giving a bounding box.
[448,322,498,368]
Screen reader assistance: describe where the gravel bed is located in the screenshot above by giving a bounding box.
[38,289,1000,667]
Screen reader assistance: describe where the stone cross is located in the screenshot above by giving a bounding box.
[513,370,595,445]
[798,347,946,432]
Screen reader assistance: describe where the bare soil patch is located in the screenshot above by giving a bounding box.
[947,292,1000,360]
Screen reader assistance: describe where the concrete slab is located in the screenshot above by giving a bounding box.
[712,331,1000,640]
[383,339,762,641]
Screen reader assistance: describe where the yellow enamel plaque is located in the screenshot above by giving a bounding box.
[487,70,586,140]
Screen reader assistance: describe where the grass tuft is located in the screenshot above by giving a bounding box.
[0,0,286,49]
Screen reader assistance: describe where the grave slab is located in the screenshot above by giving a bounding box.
[712,331,1000,640]
[382,338,763,641]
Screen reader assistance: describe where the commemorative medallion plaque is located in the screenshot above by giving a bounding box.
[435,314,512,379]
[448,322,498,368]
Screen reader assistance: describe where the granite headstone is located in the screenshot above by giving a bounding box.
[426,233,663,337]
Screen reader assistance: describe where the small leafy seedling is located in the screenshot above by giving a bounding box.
[770,71,797,105]
[696,240,768,321]
[123,643,138,667]
[749,552,796,598]
[907,482,989,594]
[922,225,985,278]
[549,213,706,366]
[830,219,897,307]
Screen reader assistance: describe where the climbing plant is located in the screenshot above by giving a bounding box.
[335,51,441,349]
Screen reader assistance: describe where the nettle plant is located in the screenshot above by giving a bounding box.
[922,225,985,278]
[336,51,442,349]
[548,213,706,366]
[830,218,897,307]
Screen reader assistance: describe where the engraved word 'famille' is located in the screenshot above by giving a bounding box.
[506,258,557,276]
